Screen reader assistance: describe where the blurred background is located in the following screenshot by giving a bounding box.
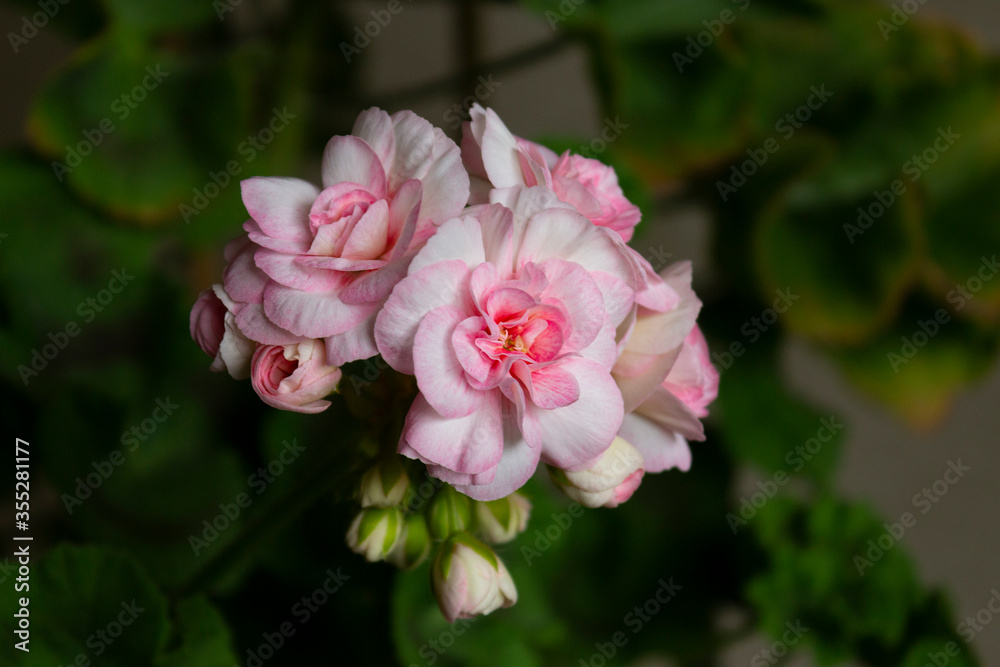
[1,0,999,665]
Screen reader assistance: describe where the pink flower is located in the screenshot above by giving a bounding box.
[375,186,642,500]
[189,284,256,379]
[250,339,342,414]
[232,108,469,366]
[664,325,719,419]
[461,104,640,242]
[550,436,645,508]
[615,262,717,473]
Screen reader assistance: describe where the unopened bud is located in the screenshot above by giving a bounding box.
[428,486,473,539]
[432,532,517,622]
[550,437,644,508]
[346,507,404,562]
[358,457,410,508]
[388,513,432,570]
[475,492,531,544]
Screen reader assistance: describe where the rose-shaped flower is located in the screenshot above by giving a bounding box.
[615,262,715,473]
[189,283,257,379]
[250,339,342,414]
[461,103,640,242]
[232,108,470,366]
[432,533,517,623]
[375,186,643,500]
[549,436,645,508]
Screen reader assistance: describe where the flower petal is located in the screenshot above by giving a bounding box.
[241,177,318,246]
[618,412,692,473]
[375,260,474,374]
[401,391,504,475]
[414,306,486,418]
[522,357,624,470]
[321,135,387,195]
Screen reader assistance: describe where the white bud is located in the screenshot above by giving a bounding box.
[551,436,644,508]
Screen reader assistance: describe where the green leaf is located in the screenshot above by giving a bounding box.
[752,171,923,344]
[923,162,1000,320]
[748,497,924,664]
[28,34,251,222]
[714,337,843,483]
[154,597,239,667]
[0,546,237,666]
[828,295,998,428]
[0,545,170,666]
[101,0,218,37]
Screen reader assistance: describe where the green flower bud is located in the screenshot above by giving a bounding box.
[388,513,432,570]
[428,486,473,540]
[346,507,404,562]
[358,457,410,508]
[475,492,531,544]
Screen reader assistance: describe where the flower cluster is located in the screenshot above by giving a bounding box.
[190,104,717,622]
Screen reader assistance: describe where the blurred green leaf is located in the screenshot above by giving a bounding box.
[0,545,170,666]
[828,294,998,428]
[28,34,251,222]
[155,596,239,667]
[715,338,843,483]
[748,497,923,664]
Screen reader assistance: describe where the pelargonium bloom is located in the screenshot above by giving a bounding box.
[189,283,256,379]
[231,107,470,366]
[375,186,644,500]
[615,262,717,473]
[461,103,641,242]
[250,339,342,414]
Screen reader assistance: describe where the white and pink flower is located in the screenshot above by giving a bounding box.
[231,107,470,366]
[375,186,642,500]
[250,339,342,414]
[461,103,641,242]
[615,263,718,473]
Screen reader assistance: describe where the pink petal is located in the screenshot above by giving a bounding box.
[374,260,474,374]
[523,358,624,470]
[263,282,377,338]
[408,216,486,275]
[223,239,269,304]
[401,391,503,475]
[244,219,310,254]
[536,259,605,352]
[619,412,692,473]
[519,363,580,409]
[614,345,683,414]
[633,385,706,442]
[338,255,411,305]
[453,417,541,501]
[479,107,526,189]
[231,303,299,345]
[414,306,486,419]
[452,316,492,384]
[254,248,342,292]
[241,177,318,245]
[321,135,387,195]
[351,107,395,167]
[387,178,422,260]
[324,312,380,365]
[339,198,390,260]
